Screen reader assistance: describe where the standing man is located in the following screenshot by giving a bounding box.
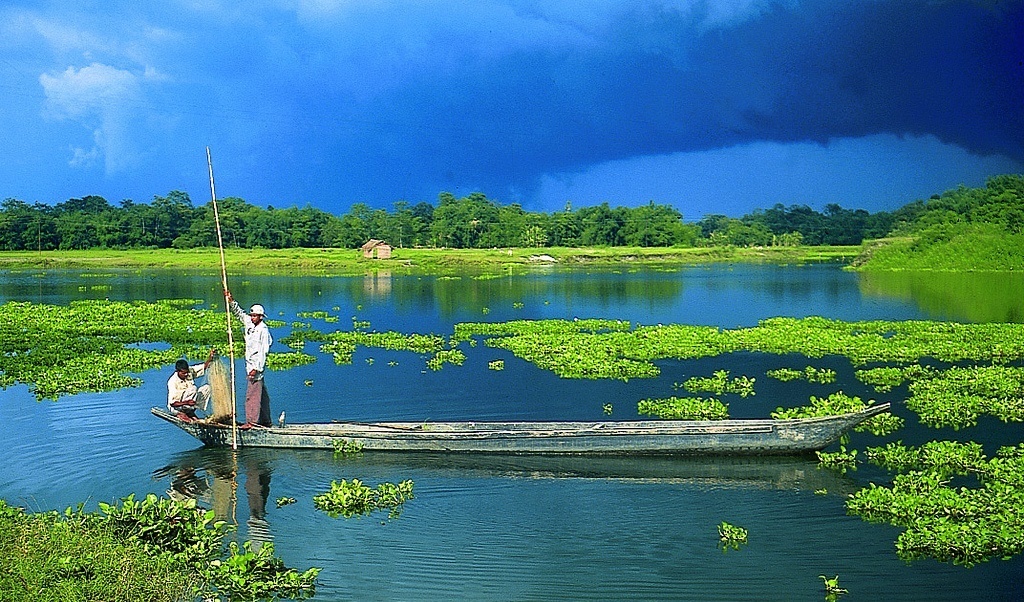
[226,291,273,428]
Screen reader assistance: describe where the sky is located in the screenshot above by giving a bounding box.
[1,0,1022,219]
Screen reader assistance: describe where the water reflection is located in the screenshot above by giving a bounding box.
[153,449,273,547]
[155,447,857,496]
[860,270,1024,323]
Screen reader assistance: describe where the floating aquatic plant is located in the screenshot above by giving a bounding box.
[771,392,872,420]
[816,446,858,474]
[766,365,836,384]
[331,439,364,456]
[864,440,986,478]
[265,352,316,370]
[637,396,728,420]
[313,479,414,519]
[678,370,756,397]
[819,575,848,600]
[426,349,466,371]
[905,365,1024,429]
[847,442,1024,566]
[717,521,748,551]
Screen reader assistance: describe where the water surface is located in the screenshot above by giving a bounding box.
[2,264,1022,601]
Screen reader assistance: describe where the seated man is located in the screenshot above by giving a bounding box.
[167,349,215,422]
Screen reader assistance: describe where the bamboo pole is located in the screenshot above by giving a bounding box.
[207,147,238,450]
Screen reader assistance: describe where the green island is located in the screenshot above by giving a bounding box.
[3,175,1024,599]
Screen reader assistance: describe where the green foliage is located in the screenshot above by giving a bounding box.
[265,351,317,370]
[854,364,936,392]
[717,521,748,551]
[320,330,446,364]
[0,299,227,399]
[856,412,905,437]
[816,446,858,474]
[488,359,504,370]
[206,541,319,602]
[313,479,414,519]
[771,392,871,420]
[865,440,986,478]
[905,365,1024,429]
[857,175,1024,271]
[97,493,227,568]
[766,365,836,384]
[678,370,756,397]
[426,349,466,371]
[819,575,848,600]
[0,494,318,602]
[331,438,364,456]
[455,317,1024,383]
[637,396,729,420]
[847,442,1024,566]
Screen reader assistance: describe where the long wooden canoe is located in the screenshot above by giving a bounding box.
[151,402,890,455]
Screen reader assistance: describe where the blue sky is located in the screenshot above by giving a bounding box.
[1,0,1021,218]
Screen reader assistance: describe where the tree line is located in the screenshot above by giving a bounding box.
[1,175,1020,251]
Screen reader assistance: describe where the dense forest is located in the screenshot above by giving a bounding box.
[0,175,1020,252]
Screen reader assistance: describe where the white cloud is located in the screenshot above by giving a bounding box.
[39,63,144,173]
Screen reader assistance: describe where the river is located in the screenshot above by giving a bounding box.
[1,263,1022,601]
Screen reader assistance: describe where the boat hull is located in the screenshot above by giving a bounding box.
[151,403,890,455]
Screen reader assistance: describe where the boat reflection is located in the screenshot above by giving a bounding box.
[154,447,857,501]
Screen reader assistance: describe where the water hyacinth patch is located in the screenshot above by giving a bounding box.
[313,479,414,519]
[905,365,1024,429]
[856,412,905,437]
[637,396,729,420]
[766,365,836,384]
[678,370,756,397]
[855,364,936,393]
[453,317,1024,383]
[717,521,748,551]
[864,440,986,478]
[426,349,466,371]
[319,330,446,365]
[771,392,872,420]
[0,300,228,399]
[847,442,1024,567]
[816,446,858,474]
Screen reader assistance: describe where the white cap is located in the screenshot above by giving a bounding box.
[249,304,265,315]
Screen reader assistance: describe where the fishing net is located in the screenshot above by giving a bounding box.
[206,356,234,424]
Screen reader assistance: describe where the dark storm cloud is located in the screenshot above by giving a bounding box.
[303,0,1022,205]
[2,0,1020,213]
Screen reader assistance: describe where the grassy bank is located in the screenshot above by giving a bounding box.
[0,496,318,602]
[853,226,1024,272]
[0,245,859,275]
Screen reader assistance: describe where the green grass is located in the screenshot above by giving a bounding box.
[0,245,859,275]
[854,226,1024,272]
[0,510,200,601]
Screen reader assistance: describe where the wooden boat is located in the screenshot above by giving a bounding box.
[151,402,890,455]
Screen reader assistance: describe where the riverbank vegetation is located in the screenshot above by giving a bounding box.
[0,244,857,276]
[0,188,892,252]
[2,175,1020,273]
[854,174,1024,271]
[0,495,319,601]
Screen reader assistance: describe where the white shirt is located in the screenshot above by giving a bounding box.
[230,300,273,375]
[167,363,207,410]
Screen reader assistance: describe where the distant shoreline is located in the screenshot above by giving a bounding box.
[0,246,860,275]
